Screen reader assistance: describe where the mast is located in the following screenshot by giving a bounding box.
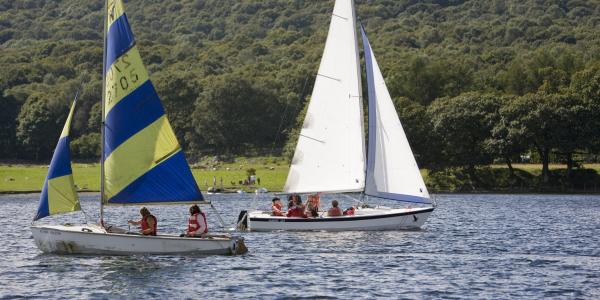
[350,0,366,192]
[100,0,107,226]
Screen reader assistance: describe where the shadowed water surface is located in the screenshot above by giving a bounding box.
[0,193,599,299]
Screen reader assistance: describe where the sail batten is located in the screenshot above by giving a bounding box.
[361,27,431,204]
[283,0,365,194]
[103,0,202,204]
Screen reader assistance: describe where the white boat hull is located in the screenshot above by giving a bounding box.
[31,224,247,255]
[245,206,434,231]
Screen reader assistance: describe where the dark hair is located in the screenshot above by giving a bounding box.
[332,200,339,208]
[272,197,280,203]
[190,204,200,215]
[294,197,303,205]
[140,207,150,217]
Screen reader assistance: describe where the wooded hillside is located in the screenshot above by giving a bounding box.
[1,0,600,183]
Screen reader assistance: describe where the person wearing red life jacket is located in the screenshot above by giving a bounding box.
[343,206,355,216]
[128,207,157,236]
[327,200,343,217]
[286,197,307,218]
[271,197,285,216]
[186,204,208,237]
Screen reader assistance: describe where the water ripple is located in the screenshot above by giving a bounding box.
[0,193,599,298]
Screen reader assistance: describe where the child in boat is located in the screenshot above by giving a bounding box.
[185,204,208,237]
[306,194,320,217]
[271,197,285,216]
[327,200,343,217]
[286,197,307,218]
[127,207,157,236]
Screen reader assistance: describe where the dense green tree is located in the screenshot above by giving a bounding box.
[15,93,67,160]
[192,74,283,153]
[484,95,525,177]
[0,94,19,159]
[428,93,500,177]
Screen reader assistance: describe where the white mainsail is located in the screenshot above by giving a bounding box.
[361,27,431,204]
[283,0,365,194]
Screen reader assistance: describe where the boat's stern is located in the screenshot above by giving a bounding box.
[232,236,248,255]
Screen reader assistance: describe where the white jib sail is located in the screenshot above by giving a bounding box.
[361,27,431,204]
[284,0,365,194]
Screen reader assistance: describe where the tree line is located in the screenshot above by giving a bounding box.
[1,0,600,185]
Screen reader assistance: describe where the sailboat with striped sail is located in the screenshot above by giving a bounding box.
[31,0,246,255]
[243,0,435,231]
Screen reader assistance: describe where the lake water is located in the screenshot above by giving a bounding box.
[0,193,598,299]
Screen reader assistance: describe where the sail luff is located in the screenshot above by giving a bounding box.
[102,0,202,205]
[361,27,431,204]
[283,0,365,194]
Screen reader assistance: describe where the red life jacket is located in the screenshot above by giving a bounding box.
[188,211,208,234]
[328,207,342,217]
[272,203,284,216]
[343,207,355,216]
[141,214,157,236]
[286,206,307,218]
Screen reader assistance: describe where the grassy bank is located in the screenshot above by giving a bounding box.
[0,157,288,194]
[2,160,600,194]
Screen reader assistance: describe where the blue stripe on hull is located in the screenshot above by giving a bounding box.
[104,80,165,158]
[105,14,135,74]
[47,137,73,179]
[108,151,203,204]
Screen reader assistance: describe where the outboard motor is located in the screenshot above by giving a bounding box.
[236,210,248,231]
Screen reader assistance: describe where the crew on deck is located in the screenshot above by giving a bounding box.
[327,200,343,217]
[306,194,320,217]
[286,196,307,218]
[271,197,285,216]
[128,207,157,236]
[186,204,208,237]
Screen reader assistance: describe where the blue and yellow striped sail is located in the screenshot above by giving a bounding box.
[103,0,202,204]
[34,100,81,221]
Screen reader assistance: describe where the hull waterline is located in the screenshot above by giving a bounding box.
[31,224,247,255]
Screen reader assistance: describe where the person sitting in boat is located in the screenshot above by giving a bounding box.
[343,206,355,216]
[327,200,343,217]
[286,197,307,218]
[185,204,208,237]
[306,194,320,217]
[127,207,157,236]
[287,195,294,210]
[271,197,285,216]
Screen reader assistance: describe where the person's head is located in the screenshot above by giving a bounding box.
[189,204,200,215]
[272,197,281,204]
[332,200,339,208]
[140,207,150,217]
[294,197,302,206]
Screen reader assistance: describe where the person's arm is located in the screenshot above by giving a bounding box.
[128,219,141,225]
[196,214,207,234]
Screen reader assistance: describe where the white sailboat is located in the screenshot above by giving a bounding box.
[242,0,435,231]
[31,0,247,255]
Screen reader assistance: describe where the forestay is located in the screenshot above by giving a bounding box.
[34,99,81,220]
[284,0,365,194]
[361,27,431,204]
[102,0,202,204]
